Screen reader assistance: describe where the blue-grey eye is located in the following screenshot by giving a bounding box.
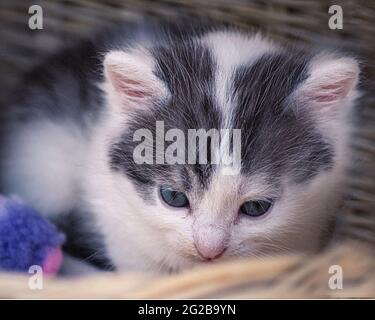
[240,199,272,217]
[160,187,189,208]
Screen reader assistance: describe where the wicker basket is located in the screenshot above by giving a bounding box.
[0,0,374,298]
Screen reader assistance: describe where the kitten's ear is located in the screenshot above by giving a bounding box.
[104,50,168,112]
[294,55,359,115]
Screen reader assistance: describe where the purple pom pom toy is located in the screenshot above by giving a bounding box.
[0,195,65,275]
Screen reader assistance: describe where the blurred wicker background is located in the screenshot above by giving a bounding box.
[1,1,374,101]
[0,0,374,298]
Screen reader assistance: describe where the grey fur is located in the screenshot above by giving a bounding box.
[232,52,334,183]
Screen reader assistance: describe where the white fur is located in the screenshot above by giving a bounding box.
[1,119,88,217]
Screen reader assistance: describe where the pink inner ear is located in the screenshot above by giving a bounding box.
[109,71,152,99]
[312,78,354,103]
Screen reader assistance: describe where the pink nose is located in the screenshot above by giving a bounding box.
[195,242,226,260]
[193,225,227,260]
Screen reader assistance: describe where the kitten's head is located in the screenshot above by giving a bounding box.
[87,30,359,272]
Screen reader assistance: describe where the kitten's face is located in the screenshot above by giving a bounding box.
[86,31,358,272]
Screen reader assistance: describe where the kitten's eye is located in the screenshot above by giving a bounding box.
[160,187,189,208]
[240,199,272,217]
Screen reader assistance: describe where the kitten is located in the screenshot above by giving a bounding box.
[0,23,360,273]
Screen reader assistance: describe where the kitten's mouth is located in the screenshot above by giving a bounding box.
[198,251,226,262]
[187,255,223,266]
